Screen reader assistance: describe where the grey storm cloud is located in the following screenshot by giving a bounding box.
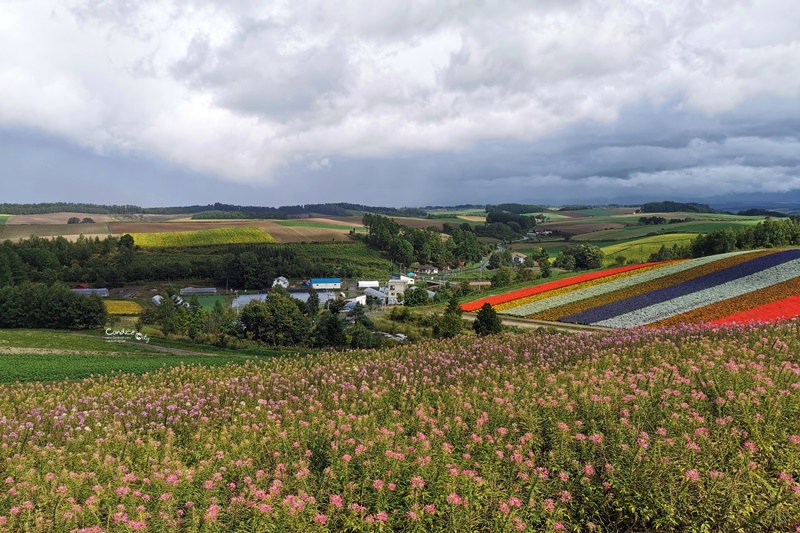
[0,0,799,206]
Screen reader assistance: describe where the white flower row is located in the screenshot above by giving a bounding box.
[596,258,800,328]
[501,251,757,317]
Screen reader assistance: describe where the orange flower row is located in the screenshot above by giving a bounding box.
[460,263,660,312]
[529,250,777,321]
[651,275,800,328]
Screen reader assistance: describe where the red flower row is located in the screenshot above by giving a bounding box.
[461,263,662,312]
[709,294,800,326]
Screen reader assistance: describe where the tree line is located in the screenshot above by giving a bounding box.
[0,236,387,289]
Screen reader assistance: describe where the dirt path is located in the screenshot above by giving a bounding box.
[462,313,613,333]
[70,333,245,358]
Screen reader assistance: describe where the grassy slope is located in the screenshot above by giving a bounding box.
[0,329,310,383]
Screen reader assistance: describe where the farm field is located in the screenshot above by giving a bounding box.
[1,323,799,530]
[0,222,111,240]
[129,227,276,247]
[196,295,228,311]
[600,233,697,262]
[465,249,800,328]
[5,212,115,225]
[275,219,367,232]
[0,214,10,225]
[103,300,144,315]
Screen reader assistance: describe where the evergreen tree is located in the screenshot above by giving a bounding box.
[306,287,320,316]
[473,303,503,336]
[314,310,347,348]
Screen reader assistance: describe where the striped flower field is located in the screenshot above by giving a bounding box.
[463,249,800,328]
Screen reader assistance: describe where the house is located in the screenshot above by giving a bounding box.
[512,252,528,266]
[357,280,380,289]
[415,265,439,275]
[311,278,342,290]
[387,279,410,304]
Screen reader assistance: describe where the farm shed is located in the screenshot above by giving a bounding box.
[71,288,109,297]
[357,280,380,289]
[311,278,342,290]
[180,287,217,295]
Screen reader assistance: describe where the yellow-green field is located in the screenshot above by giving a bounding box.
[0,215,11,225]
[104,300,144,315]
[600,233,697,263]
[129,227,276,247]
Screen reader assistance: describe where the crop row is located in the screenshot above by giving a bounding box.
[709,294,800,326]
[652,275,800,328]
[460,263,657,312]
[502,252,763,317]
[529,250,774,321]
[494,262,673,313]
[596,256,800,328]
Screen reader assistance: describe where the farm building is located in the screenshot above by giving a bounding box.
[180,287,217,295]
[71,288,109,297]
[152,295,163,306]
[357,280,380,289]
[512,252,528,265]
[363,287,388,305]
[311,278,342,290]
[416,265,439,275]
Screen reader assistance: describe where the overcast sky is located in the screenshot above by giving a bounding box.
[1,0,799,208]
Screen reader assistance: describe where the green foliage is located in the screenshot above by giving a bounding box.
[641,201,717,213]
[472,302,503,336]
[490,266,513,288]
[314,311,347,348]
[238,292,310,346]
[0,284,107,329]
[403,286,431,307]
[554,244,605,270]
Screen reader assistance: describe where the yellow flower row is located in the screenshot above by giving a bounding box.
[104,300,144,315]
[530,250,777,321]
[494,264,668,312]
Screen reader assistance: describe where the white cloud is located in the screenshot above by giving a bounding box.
[0,0,799,192]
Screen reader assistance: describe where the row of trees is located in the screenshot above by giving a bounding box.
[0,237,378,289]
[690,218,800,257]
